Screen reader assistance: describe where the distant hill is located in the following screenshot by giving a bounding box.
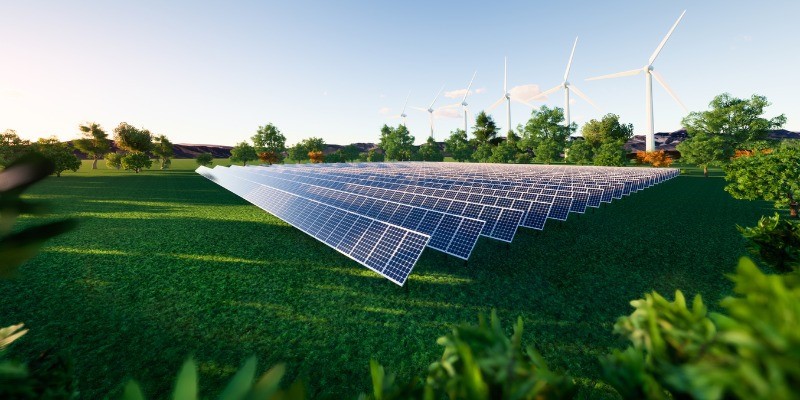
[69,141,233,159]
[623,129,800,154]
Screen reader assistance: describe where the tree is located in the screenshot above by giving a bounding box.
[120,152,152,173]
[378,124,414,161]
[519,106,573,158]
[472,142,494,163]
[682,93,786,148]
[229,141,257,166]
[152,135,174,170]
[676,133,732,177]
[113,122,152,153]
[567,140,593,165]
[33,137,81,177]
[0,129,31,167]
[105,152,122,169]
[581,114,634,149]
[309,150,325,163]
[324,151,345,163]
[73,122,111,169]
[472,111,499,145]
[725,143,800,218]
[488,139,519,163]
[251,123,286,164]
[593,141,627,166]
[418,137,444,161]
[339,145,361,162]
[367,149,384,162]
[288,137,325,162]
[444,129,473,162]
[196,152,214,167]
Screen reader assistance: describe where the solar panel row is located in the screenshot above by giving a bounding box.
[197,162,678,285]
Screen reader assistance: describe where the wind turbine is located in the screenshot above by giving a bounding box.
[412,85,445,139]
[397,91,411,126]
[487,58,512,134]
[460,71,477,134]
[526,37,601,129]
[585,10,689,152]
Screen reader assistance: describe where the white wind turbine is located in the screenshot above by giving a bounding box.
[585,10,689,152]
[397,91,411,126]
[487,57,523,134]
[412,85,445,139]
[460,71,477,134]
[526,37,601,129]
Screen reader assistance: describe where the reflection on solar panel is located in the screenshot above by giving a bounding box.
[198,162,679,285]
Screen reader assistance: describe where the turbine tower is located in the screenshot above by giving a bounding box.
[526,37,601,129]
[412,85,445,139]
[398,91,411,126]
[488,57,513,134]
[460,71,477,134]
[586,10,689,152]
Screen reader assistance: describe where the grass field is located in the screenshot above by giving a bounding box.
[1,159,775,398]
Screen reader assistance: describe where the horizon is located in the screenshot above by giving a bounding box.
[2,1,798,147]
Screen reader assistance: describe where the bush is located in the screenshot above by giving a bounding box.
[195,152,214,167]
[738,213,800,272]
[120,152,152,173]
[258,151,280,165]
[105,152,123,169]
[635,150,673,167]
[308,150,324,163]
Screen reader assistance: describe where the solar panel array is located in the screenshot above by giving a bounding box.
[198,162,678,285]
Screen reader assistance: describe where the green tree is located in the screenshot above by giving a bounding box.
[676,133,733,177]
[229,141,258,166]
[251,123,286,163]
[725,143,800,218]
[105,152,122,169]
[682,93,786,148]
[581,114,634,149]
[33,137,81,177]
[378,124,414,161]
[444,129,473,162]
[0,130,31,167]
[488,139,518,163]
[519,106,573,158]
[120,152,152,173]
[418,137,443,161]
[567,139,593,165]
[472,142,494,163]
[325,151,344,163]
[593,141,627,166]
[339,145,361,162]
[196,152,214,167]
[287,144,306,162]
[113,122,152,153]
[472,111,499,145]
[288,137,325,162]
[73,122,111,169]
[151,135,174,170]
[367,149,384,162]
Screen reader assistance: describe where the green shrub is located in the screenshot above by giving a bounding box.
[738,213,800,272]
[121,153,153,173]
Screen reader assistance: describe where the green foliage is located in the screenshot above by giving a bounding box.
[252,124,287,163]
[566,140,592,165]
[325,151,345,163]
[581,114,633,149]
[418,137,443,162]
[471,111,499,145]
[288,137,325,162]
[604,258,800,400]
[738,213,800,272]
[113,122,153,153]
[121,152,153,173]
[444,129,473,162]
[471,142,493,163]
[519,106,573,158]
[195,153,214,167]
[33,137,81,177]
[122,357,304,400]
[682,93,786,148]
[105,152,123,169]
[339,145,361,162]
[0,129,31,168]
[152,135,174,170]
[593,141,627,166]
[724,143,800,216]
[367,149,385,162]
[378,125,414,161]
[73,122,111,169]
[676,133,733,176]
[230,142,258,166]
[488,139,518,163]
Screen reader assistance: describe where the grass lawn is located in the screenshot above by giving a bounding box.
[1,159,775,398]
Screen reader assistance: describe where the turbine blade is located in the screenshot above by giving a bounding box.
[428,84,445,109]
[410,106,429,113]
[568,85,602,112]
[649,10,687,65]
[512,97,537,109]
[401,90,411,115]
[564,36,578,81]
[585,68,643,81]
[503,57,508,93]
[462,70,477,102]
[527,85,562,102]
[487,96,506,112]
[651,70,688,112]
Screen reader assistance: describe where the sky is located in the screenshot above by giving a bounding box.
[1,1,799,146]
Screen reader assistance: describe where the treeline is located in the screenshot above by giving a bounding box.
[0,122,175,176]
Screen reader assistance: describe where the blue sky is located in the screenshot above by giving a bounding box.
[1,1,798,146]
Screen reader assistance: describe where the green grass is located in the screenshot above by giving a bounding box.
[1,159,776,398]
